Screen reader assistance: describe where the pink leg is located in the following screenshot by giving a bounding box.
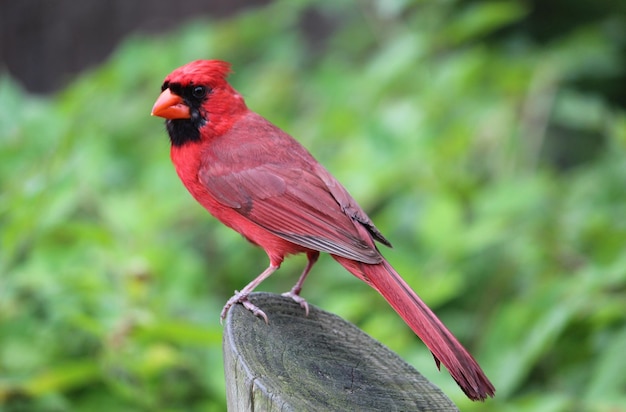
[282,251,320,316]
[220,264,279,323]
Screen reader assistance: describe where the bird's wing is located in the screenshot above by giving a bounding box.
[200,160,385,264]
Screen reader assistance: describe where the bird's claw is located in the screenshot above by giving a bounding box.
[282,290,310,316]
[241,299,269,324]
[220,291,269,324]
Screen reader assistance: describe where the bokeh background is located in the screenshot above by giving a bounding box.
[2,1,626,411]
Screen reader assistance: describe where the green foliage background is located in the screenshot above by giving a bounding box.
[2,1,626,410]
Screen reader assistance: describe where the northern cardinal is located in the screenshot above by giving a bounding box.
[151,60,495,400]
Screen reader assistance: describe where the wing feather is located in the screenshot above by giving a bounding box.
[198,112,388,264]
[201,163,382,263]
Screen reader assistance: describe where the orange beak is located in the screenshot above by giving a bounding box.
[151,88,191,119]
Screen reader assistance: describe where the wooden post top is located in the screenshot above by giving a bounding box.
[223,292,459,411]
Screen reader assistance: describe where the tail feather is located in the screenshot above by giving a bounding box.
[334,256,495,401]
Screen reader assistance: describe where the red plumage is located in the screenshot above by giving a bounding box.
[152,60,495,400]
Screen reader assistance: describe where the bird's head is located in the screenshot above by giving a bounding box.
[151,60,247,146]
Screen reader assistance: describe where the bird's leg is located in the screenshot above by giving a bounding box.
[282,251,320,316]
[221,264,279,323]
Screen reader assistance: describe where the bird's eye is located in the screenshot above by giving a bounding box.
[192,86,207,99]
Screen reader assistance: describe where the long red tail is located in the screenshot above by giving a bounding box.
[333,256,495,401]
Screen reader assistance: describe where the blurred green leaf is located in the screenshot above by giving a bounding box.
[444,1,529,45]
[23,361,100,396]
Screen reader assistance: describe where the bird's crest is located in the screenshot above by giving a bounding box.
[165,60,232,87]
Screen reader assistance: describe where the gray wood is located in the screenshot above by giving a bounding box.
[223,292,459,411]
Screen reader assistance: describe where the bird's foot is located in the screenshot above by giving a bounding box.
[220,291,269,324]
[281,290,309,316]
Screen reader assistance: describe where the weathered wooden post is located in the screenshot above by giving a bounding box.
[223,292,459,411]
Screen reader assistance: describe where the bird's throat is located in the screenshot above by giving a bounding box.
[166,117,206,147]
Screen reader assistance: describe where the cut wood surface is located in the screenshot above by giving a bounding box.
[223,292,459,411]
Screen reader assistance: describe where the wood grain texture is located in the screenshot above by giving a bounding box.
[223,292,459,411]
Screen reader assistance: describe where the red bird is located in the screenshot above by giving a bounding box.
[151,60,495,401]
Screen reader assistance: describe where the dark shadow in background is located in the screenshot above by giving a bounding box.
[0,0,270,94]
